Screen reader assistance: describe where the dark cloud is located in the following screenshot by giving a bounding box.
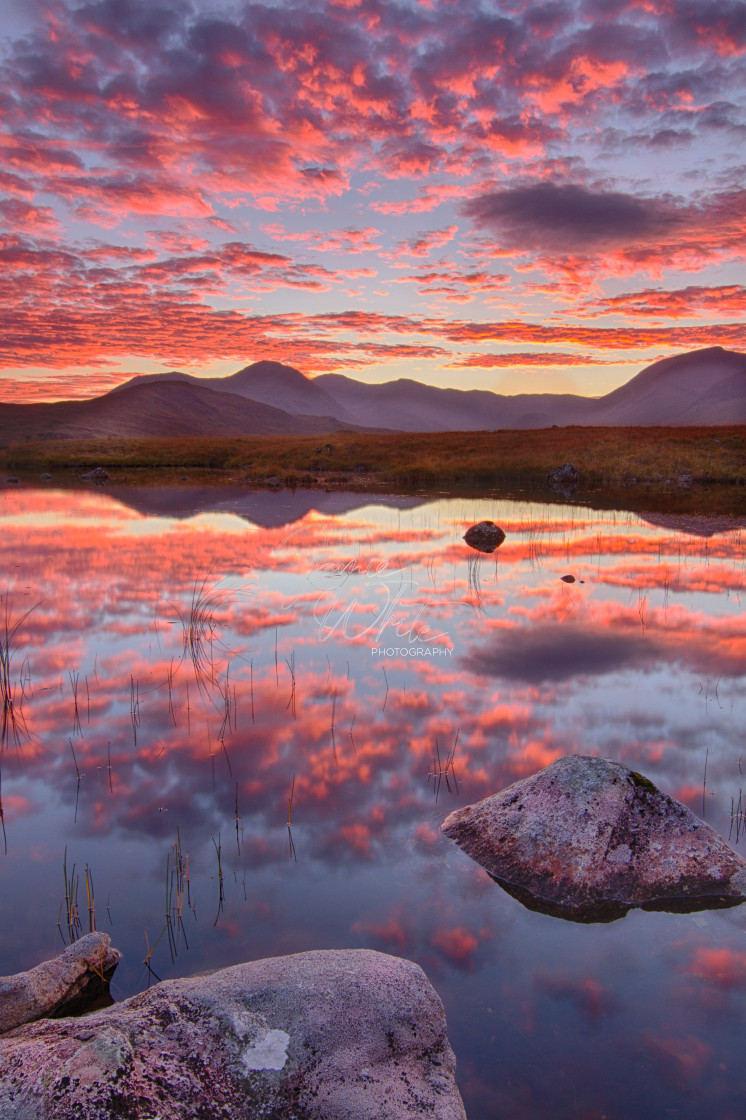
[75,0,185,47]
[462,182,685,252]
[462,624,661,683]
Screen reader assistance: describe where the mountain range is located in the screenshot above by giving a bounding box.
[2,347,745,441]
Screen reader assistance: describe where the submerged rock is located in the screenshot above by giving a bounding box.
[442,755,746,923]
[0,933,120,1035]
[80,467,109,483]
[463,520,506,554]
[0,948,466,1120]
[546,462,579,494]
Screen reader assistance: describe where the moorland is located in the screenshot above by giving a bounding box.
[2,425,745,515]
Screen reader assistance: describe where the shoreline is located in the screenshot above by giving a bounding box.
[1,426,745,517]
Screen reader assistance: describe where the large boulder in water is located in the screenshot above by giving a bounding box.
[0,948,466,1120]
[0,933,120,1034]
[442,755,746,922]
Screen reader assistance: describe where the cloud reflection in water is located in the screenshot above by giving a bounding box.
[0,486,745,1120]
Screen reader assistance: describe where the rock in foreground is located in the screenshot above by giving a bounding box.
[442,755,746,922]
[0,933,120,1034]
[0,948,466,1120]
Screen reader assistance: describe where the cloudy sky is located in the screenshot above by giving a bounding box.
[1,0,745,402]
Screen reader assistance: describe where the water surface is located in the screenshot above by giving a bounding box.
[1,484,745,1119]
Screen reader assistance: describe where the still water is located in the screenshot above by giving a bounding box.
[1,484,745,1119]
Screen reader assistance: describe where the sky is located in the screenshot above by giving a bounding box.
[1,0,745,403]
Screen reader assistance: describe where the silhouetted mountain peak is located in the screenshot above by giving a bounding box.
[229,360,311,386]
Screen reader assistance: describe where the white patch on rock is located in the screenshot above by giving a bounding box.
[607,844,632,864]
[242,1028,291,1071]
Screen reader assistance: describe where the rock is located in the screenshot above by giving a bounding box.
[546,462,579,493]
[442,755,746,923]
[5,477,19,485]
[39,473,52,481]
[0,948,465,1120]
[80,467,109,483]
[560,574,576,583]
[0,934,120,1034]
[463,520,506,554]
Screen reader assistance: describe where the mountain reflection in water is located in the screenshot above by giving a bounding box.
[1,485,745,1120]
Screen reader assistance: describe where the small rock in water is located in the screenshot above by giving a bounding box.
[442,755,746,923]
[5,477,19,485]
[546,462,579,492]
[81,467,109,483]
[463,520,506,554]
[560,574,576,583]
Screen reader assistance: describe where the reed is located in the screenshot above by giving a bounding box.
[217,664,236,742]
[1,595,36,749]
[211,833,225,926]
[285,650,296,719]
[167,659,177,726]
[428,729,460,802]
[287,775,297,863]
[144,832,192,973]
[142,927,164,984]
[69,670,82,736]
[234,782,242,856]
[0,769,7,855]
[69,738,82,823]
[729,789,744,844]
[84,864,96,932]
[60,847,82,944]
[172,575,227,695]
[130,675,141,745]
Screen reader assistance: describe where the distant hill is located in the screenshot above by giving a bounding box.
[580,347,746,426]
[2,346,745,439]
[114,360,359,424]
[317,347,746,429]
[314,374,595,430]
[0,380,365,441]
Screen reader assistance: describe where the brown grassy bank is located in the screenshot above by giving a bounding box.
[2,426,745,513]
